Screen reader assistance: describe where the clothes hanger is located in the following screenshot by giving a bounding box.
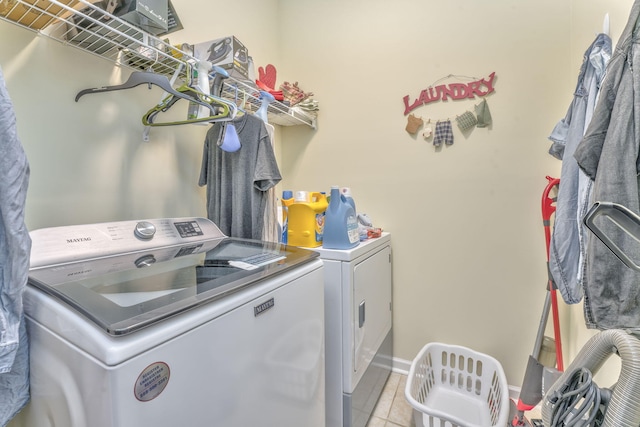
[141,85,238,126]
[603,13,610,36]
[76,68,237,126]
[209,67,250,118]
[140,63,239,126]
[75,71,214,113]
[142,64,185,141]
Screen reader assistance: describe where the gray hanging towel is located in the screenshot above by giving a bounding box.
[0,65,32,426]
[474,99,492,128]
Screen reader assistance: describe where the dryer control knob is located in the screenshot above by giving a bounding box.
[134,221,156,240]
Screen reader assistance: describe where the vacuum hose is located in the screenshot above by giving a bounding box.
[542,329,640,427]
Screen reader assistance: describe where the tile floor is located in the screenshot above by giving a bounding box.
[365,372,415,427]
[365,372,543,427]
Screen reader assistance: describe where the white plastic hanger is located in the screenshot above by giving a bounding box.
[603,13,610,36]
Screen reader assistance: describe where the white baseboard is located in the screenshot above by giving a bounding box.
[391,356,411,375]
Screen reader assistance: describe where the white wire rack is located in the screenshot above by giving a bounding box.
[0,0,316,128]
[220,78,317,128]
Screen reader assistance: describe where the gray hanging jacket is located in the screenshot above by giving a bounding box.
[574,0,640,331]
[0,65,32,426]
[547,32,611,305]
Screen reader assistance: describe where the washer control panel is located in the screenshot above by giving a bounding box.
[30,217,224,268]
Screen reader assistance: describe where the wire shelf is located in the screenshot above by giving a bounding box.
[0,0,316,127]
[221,78,317,128]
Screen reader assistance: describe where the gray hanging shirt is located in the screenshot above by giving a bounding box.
[199,113,281,239]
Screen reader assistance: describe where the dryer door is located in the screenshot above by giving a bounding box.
[352,245,392,380]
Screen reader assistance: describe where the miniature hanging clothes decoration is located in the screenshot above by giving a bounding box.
[433,120,454,146]
[474,99,493,128]
[405,114,423,135]
[199,113,282,240]
[455,110,477,132]
[0,65,32,426]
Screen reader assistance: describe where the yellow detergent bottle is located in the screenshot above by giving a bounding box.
[287,192,328,247]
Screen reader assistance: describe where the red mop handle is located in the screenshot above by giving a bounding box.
[541,175,564,372]
[542,176,560,255]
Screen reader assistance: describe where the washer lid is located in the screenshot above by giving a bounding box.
[28,232,318,336]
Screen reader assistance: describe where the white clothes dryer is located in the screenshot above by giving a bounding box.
[313,233,393,427]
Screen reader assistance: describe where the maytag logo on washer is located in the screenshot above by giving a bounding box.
[66,237,92,243]
[254,298,275,317]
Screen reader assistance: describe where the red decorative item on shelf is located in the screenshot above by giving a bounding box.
[258,64,277,90]
[256,64,284,101]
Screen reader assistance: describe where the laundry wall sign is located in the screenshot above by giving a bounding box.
[403,72,496,115]
[403,73,496,147]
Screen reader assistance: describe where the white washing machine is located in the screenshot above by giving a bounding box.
[21,217,325,427]
[313,233,393,427]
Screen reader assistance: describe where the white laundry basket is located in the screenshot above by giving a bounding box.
[405,342,510,427]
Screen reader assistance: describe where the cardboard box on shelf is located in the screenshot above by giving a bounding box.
[60,0,182,60]
[194,36,250,81]
[157,0,180,36]
[113,0,168,35]
[0,0,79,30]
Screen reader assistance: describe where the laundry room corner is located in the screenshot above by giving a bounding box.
[275,0,572,385]
[2,0,639,426]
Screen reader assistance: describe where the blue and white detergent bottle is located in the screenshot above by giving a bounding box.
[323,186,360,249]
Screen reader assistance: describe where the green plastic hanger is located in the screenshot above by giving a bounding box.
[141,84,237,126]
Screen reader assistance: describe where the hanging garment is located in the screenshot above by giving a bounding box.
[252,93,279,243]
[548,32,612,305]
[573,0,640,330]
[261,122,280,243]
[199,114,282,240]
[0,65,32,426]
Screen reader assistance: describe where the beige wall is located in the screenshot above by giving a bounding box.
[277,0,565,383]
[1,4,635,425]
[275,0,635,386]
